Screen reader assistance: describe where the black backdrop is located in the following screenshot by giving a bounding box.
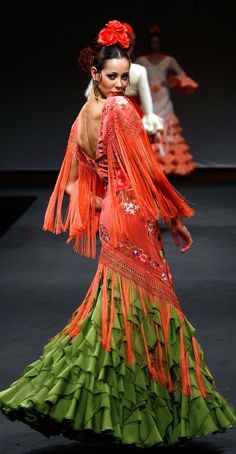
[1,0,235,170]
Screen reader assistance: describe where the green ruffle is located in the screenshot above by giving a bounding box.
[0,268,235,447]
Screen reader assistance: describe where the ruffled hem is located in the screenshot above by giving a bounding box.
[0,265,235,447]
[151,113,197,175]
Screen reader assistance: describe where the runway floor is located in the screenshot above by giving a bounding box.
[0,181,236,453]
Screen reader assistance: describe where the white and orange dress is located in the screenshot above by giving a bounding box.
[135,54,198,175]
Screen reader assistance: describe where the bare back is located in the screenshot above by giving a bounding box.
[77,94,106,159]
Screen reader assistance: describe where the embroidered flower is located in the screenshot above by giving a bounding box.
[115,168,127,189]
[145,220,157,235]
[150,260,159,268]
[100,225,110,242]
[114,97,129,106]
[122,200,138,215]
[139,253,149,263]
[152,84,160,93]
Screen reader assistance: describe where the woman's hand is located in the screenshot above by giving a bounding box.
[90,194,103,211]
[168,217,193,253]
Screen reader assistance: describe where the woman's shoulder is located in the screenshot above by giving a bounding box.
[103,96,142,134]
[104,96,134,112]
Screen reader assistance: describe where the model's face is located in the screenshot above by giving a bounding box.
[150,35,160,52]
[92,57,130,98]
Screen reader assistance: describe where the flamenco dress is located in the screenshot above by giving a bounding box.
[135,54,198,175]
[0,97,235,447]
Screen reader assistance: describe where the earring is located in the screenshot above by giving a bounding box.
[93,79,100,101]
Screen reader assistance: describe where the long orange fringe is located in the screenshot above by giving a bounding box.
[43,119,104,258]
[103,97,195,247]
[61,262,207,398]
[43,97,194,256]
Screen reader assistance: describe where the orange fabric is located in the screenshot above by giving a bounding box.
[125,95,144,117]
[141,322,156,379]
[43,96,194,256]
[102,97,194,247]
[158,300,173,392]
[118,274,135,364]
[192,336,207,397]
[43,119,105,258]
[179,322,192,395]
[155,324,167,385]
[168,74,198,94]
[106,274,115,351]
[101,267,109,349]
[61,259,198,396]
[61,265,103,338]
[43,120,79,235]
[42,97,210,399]
[151,112,197,175]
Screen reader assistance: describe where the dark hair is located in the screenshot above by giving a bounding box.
[148,25,162,44]
[79,43,130,73]
[149,25,162,36]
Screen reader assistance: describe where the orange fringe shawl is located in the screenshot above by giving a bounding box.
[102,97,195,247]
[43,119,104,258]
[43,97,195,257]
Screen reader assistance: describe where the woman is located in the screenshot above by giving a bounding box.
[0,20,235,448]
[85,22,164,136]
[136,25,198,175]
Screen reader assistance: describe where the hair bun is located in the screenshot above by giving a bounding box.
[78,46,97,73]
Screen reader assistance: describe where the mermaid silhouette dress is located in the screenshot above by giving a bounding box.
[0,97,235,447]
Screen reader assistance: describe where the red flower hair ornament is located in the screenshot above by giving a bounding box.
[97,20,130,48]
[121,22,136,45]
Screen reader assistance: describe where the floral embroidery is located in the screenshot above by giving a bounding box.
[99,224,172,285]
[114,96,129,106]
[99,224,110,242]
[121,199,138,215]
[145,220,158,235]
[117,239,161,273]
[100,245,181,310]
[115,168,128,190]
[152,84,160,93]
[159,249,167,264]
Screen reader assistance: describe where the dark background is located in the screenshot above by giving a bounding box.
[1,0,235,171]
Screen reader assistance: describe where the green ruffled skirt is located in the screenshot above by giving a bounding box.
[0,265,235,448]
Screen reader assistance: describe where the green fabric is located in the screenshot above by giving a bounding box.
[0,268,235,447]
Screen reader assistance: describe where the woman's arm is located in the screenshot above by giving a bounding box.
[168,56,186,76]
[167,57,198,93]
[137,65,153,115]
[137,66,164,134]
